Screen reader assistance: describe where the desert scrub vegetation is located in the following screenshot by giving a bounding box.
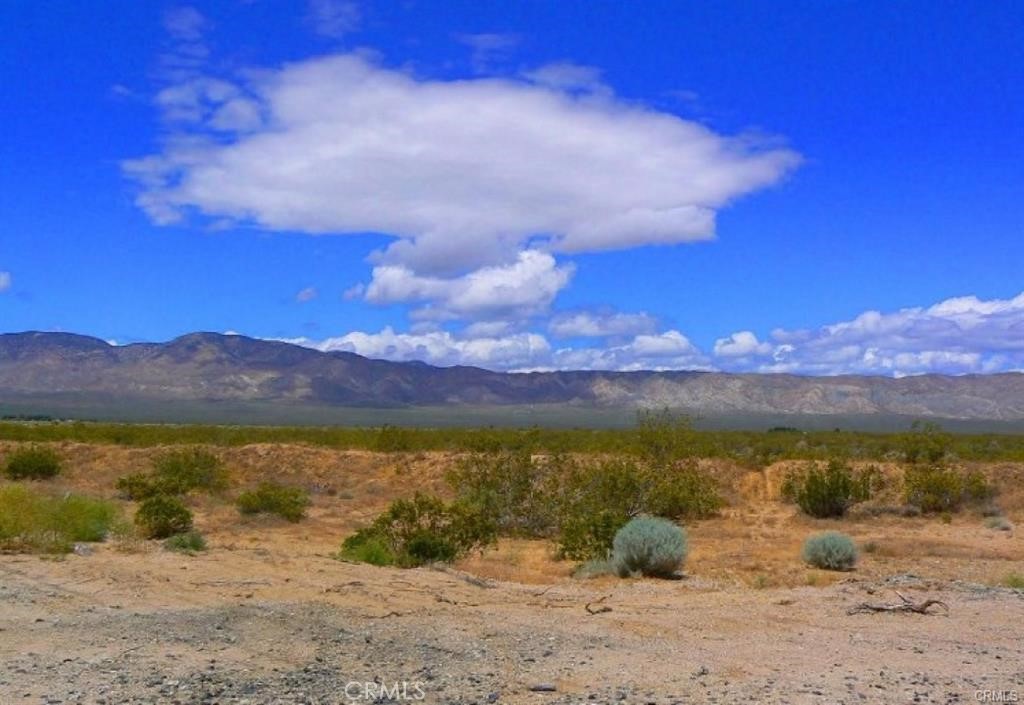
[902,463,995,513]
[3,445,61,480]
[5,417,1024,463]
[801,531,858,571]
[0,483,119,553]
[781,460,879,518]
[338,493,496,567]
[134,494,193,539]
[449,450,721,561]
[610,516,687,578]
[1004,573,1024,589]
[116,447,228,499]
[163,530,207,554]
[236,482,310,522]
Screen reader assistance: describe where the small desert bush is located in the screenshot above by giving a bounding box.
[0,484,119,553]
[611,516,687,578]
[236,482,310,522]
[135,495,193,539]
[781,460,877,518]
[903,464,995,513]
[339,493,496,568]
[163,530,207,553]
[3,445,62,480]
[985,516,1013,531]
[151,448,228,494]
[1004,573,1024,589]
[801,531,858,571]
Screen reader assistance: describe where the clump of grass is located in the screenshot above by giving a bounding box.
[0,484,120,553]
[1003,573,1024,589]
[3,445,62,480]
[135,495,193,539]
[573,558,616,579]
[163,530,207,554]
[801,531,858,571]
[611,516,687,578]
[236,482,310,522]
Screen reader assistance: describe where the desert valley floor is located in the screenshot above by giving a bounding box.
[1,443,1022,704]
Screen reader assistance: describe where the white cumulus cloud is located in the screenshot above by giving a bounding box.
[718,291,1024,376]
[363,250,573,321]
[0,271,11,293]
[125,52,800,276]
[548,310,658,338]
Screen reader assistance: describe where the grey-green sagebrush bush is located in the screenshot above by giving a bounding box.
[801,531,858,571]
[611,516,687,578]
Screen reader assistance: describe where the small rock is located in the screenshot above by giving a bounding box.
[528,683,557,693]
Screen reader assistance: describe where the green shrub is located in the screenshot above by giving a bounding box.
[163,530,207,553]
[338,530,397,566]
[1004,573,1024,589]
[135,495,193,539]
[611,516,687,578]
[339,493,496,568]
[447,451,565,537]
[151,448,228,494]
[783,460,876,518]
[802,531,858,571]
[115,472,164,500]
[633,409,695,465]
[3,446,62,480]
[903,464,995,513]
[236,482,310,522]
[898,421,951,464]
[554,457,721,561]
[0,484,119,553]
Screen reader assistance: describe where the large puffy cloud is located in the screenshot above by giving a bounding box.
[364,250,573,320]
[125,52,799,276]
[718,291,1024,376]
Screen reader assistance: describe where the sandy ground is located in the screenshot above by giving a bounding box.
[1,442,1023,704]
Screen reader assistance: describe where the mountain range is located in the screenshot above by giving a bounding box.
[2,331,1023,429]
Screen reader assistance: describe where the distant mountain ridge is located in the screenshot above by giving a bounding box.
[2,331,1024,423]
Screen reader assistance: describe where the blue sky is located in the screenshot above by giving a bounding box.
[1,1,1022,375]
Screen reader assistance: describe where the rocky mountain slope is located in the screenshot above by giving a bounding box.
[1,331,1023,421]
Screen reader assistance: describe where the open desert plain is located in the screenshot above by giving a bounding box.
[2,435,1022,705]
